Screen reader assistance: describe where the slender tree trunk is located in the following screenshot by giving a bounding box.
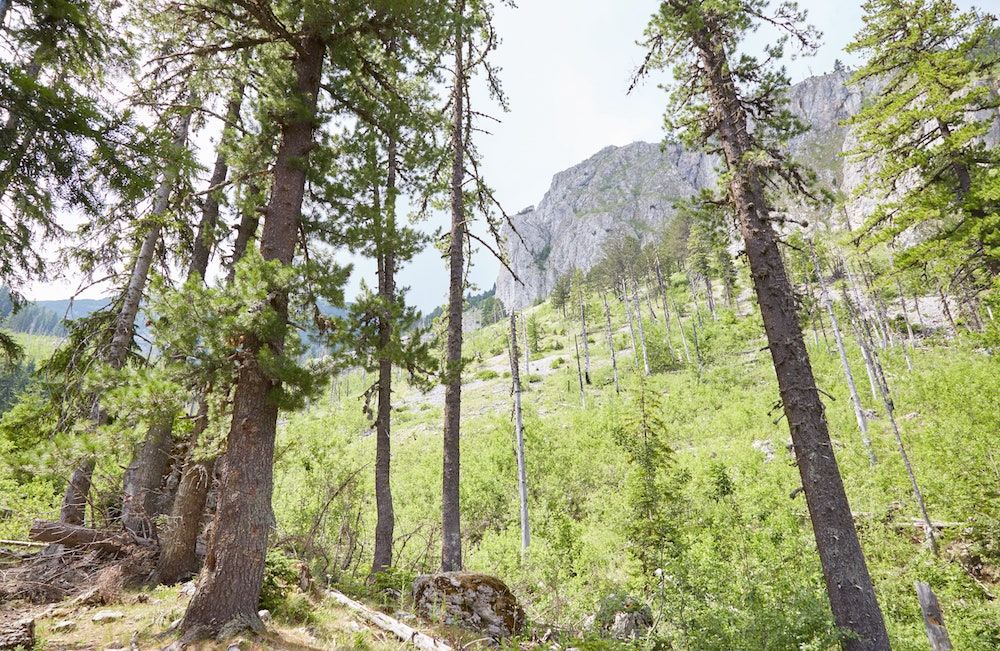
[602,292,620,394]
[190,82,244,281]
[441,2,467,572]
[508,314,529,555]
[703,274,717,320]
[177,33,325,641]
[643,280,657,322]
[631,279,650,376]
[60,105,193,530]
[521,315,530,377]
[687,273,703,326]
[936,279,958,337]
[623,278,640,371]
[228,193,261,284]
[372,132,400,575]
[812,245,875,465]
[573,334,586,408]
[844,295,938,554]
[894,277,915,370]
[693,28,890,649]
[671,297,692,365]
[579,286,591,384]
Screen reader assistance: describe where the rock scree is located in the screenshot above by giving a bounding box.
[412,571,526,639]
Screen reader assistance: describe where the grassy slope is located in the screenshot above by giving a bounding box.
[3,286,998,650]
[272,289,1000,649]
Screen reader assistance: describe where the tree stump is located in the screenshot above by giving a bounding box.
[916,581,953,650]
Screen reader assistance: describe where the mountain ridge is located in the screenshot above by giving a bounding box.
[496,70,863,310]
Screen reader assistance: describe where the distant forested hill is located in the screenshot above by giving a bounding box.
[0,288,110,338]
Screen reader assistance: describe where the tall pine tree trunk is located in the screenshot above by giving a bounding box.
[441,0,466,572]
[177,33,325,640]
[691,24,890,649]
[372,134,399,575]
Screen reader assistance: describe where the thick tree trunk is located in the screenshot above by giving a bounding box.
[29,519,131,555]
[693,27,891,650]
[441,0,466,572]
[176,33,325,641]
[120,418,173,538]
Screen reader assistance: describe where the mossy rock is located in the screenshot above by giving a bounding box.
[412,571,525,639]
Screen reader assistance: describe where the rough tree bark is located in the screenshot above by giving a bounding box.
[372,134,399,575]
[441,0,466,572]
[678,7,892,647]
[62,105,193,530]
[175,33,326,640]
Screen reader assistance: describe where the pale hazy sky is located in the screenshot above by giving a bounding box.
[27,0,982,314]
[402,0,872,311]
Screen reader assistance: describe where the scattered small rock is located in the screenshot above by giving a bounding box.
[590,594,652,640]
[179,581,197,596]
[257,609,272,622]
[51,620,77,633]
[751,439,774,462]
[92,610,125,624]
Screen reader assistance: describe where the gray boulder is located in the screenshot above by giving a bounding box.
[412,571,525,639]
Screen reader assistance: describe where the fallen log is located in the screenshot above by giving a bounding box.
[28,520,128,556]
[0,539,47,547]
[326,589,453,651]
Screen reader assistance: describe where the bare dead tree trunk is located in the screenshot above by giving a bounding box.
[622,278,640,372]
[631,279,650,376]
[915,582,953,650]
[845,294,937,554]
[573,334,586,408]
[671,297,692,365]
[508,314,529,555]
[812,244,875,465]
[602,292,620,394]
[578,285,591,384]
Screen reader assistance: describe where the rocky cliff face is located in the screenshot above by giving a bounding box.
[496,71,865,311]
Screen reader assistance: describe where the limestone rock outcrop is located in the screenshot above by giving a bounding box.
[496,71,869,311]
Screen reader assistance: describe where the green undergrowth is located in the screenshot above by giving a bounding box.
[268,290,1000,649]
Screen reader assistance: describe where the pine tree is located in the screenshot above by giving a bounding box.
[846,0,1000,303]
[637,2,891,648]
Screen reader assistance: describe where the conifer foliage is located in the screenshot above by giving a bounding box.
[846,0,1000,317]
